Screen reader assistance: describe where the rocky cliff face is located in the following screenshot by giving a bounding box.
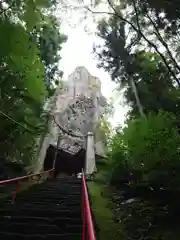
[35,66,106,172]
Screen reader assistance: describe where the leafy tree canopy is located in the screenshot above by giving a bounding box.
[0,0,66,173]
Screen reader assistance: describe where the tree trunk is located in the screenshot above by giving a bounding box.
[130,77,145,117]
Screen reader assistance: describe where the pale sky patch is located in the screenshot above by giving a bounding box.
[58,8,128,127]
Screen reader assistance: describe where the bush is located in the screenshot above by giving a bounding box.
[109,111,180,190]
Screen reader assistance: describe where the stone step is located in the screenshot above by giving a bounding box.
[14,198,81,204]
[14,201,81,206]
[53,218,82,227]
[0,216,51,224]
[0,232,81,240]
[0,208,81,218]
[0,222,81,234]
[0,222,60,234]
[4,203,81,211]
[4,198,81,204]
[23,186,81,189]
[0,216,81,226]
[0,178,83,239]
[16,194,81,199]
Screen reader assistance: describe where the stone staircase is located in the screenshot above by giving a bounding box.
[0,177,82,239]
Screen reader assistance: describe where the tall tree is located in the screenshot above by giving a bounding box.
[95,16,145,116]
[85,0,180,85]
[0,0,66,174]
[32,15,67,96]
[95,14,180,118]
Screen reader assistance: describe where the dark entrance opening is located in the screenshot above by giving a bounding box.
[44,144,85,175]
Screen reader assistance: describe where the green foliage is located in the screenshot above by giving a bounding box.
[96,13,180,118]
[95,117,111,144]
[105,112,180,239]
[0,17,46,166]
[33,15,67,95]
[94,0,180,238]
[109,111,180,189]
[0,0,66,177]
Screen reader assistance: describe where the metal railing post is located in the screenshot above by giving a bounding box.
[11,181,20,202]
[0,168,54,202]
[81,169,96,240]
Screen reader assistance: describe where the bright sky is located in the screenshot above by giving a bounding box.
[58,8,129,127]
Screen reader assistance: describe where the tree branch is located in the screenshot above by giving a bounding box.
[0,110,34,133]
[86,0,180,86]
[145,10,180,74]
[51,114,85,138]
[130,0,180,86]
[85,6,114,16]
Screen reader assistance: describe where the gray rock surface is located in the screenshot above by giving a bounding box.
[35,67,106,172]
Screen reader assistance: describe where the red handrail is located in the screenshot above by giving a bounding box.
[81,169,96,240]
[0,168,54,201]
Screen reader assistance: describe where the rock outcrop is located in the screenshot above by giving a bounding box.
[35,66,106,172]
